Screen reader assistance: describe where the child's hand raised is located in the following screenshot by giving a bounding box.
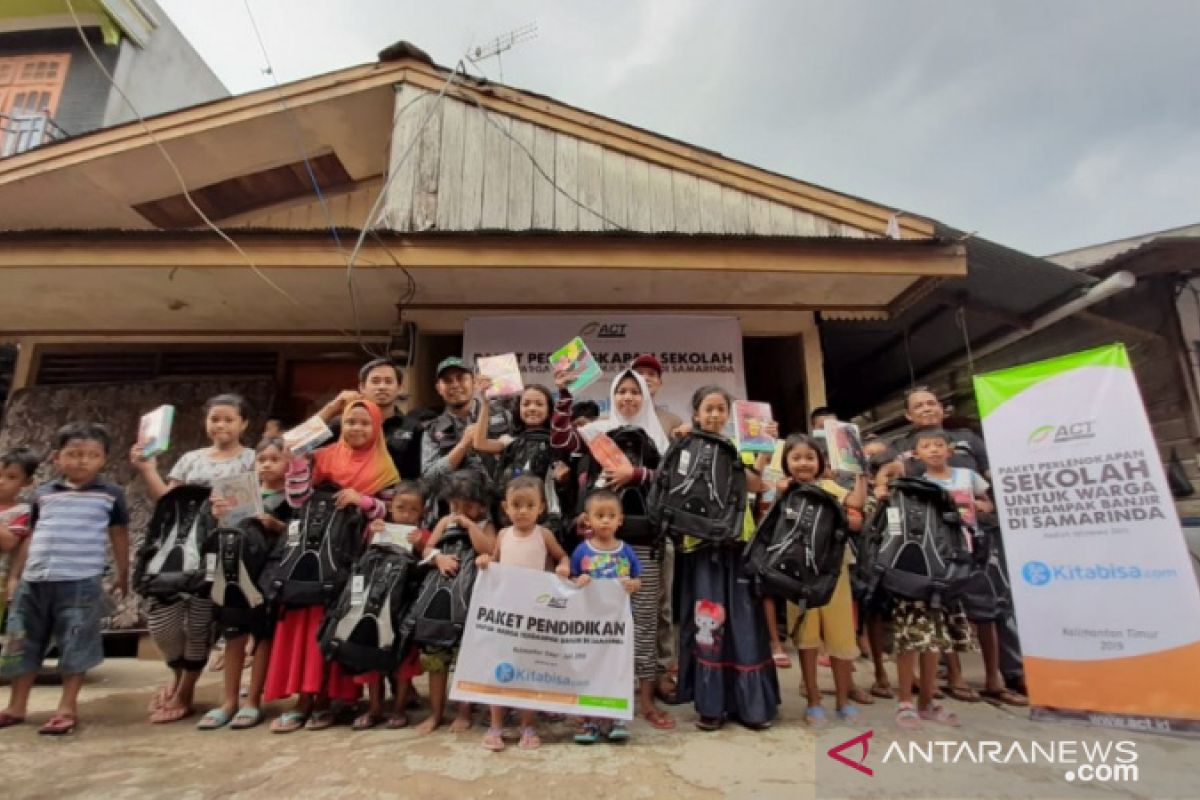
[434,553,459,576]
[129,442,155,470]
[553,367,578,392]
[334,488,363,509]
[476,375,493,397]
[763,421,780,439]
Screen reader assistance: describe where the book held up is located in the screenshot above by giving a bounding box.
[733,401,776,454]
[476,353,525,398]
[550,336,603,394]
[138,405,175,458]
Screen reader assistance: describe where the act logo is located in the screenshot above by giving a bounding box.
[1022,561,1053,586]
[1027,421,1097,446]
[536,593,568,609]
[578,321,627,339]
[1027,425,1055,445]
[494,662,516,683]
[827,730,874,776]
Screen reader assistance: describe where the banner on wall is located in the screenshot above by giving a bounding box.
[974,344,1200,736]
[449,563,635,720]
[462,315,748,420]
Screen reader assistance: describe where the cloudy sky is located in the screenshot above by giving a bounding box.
[159,0,1200,256]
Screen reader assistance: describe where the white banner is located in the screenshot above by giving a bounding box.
[463,315,747,421]
[449,563,634,720]
[975,344,1200,732]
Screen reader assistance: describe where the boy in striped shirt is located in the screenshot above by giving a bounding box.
[0,424,129,735]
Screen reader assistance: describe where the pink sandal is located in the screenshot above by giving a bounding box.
[919,703,961,727]
[481,727,505,751]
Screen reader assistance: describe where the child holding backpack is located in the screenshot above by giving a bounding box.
[550,367,675,731]
[413,470,496,735]
[764,434,867,726]
[266,400,398,733]
[476,475,571,750]
[131,393,255,725]
[665,386,780,731]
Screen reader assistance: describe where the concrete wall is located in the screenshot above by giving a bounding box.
[101,0,227,127]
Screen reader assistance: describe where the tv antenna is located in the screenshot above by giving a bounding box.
[467,22,538,82]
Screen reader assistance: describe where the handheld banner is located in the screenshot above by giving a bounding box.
[450,563,634,720]
[974,343,1200,736]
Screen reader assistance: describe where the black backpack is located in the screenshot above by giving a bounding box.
[319,543,419,674]
[205,517,272,630]
[743,482,848,612]
[493,429,564,536]
[269,483,367,608]
[958,515,1012,620]
[399,524,478,650]
[649,431,746,545]
[134,485,215,600]
[857,477,973,608]
[575,426,661,547]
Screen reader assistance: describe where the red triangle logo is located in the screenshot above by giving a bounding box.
[827,730,874,776]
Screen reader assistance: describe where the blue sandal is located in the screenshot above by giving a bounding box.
[837,704,860,723]
[197,708,233,730]
[805,705,827,727]
[574,722,601,744]
[230,707,263,730]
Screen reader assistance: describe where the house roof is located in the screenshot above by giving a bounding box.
[0,42,933,239]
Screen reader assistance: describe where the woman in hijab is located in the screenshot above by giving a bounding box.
[266,400,399,733]
[550,367,676,731]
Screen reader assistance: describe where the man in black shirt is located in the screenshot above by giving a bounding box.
[317,358,424,480]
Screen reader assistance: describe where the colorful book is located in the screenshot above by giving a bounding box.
[476,353,524,398]
[283,415,334,456]
[550,336,603,394]
[138,404,175,458]
[211,472,264,525]
[579,429,633,481]
[733,401,775,453]
[824,419,867,475]
[375,523,417,553]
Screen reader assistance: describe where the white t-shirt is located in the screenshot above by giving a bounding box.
[926,467,989,529]
[168,447,255,488]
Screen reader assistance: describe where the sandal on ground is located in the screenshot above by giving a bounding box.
[39,713,77,736]
[518,726,541,750]
[642,708,676,730]
[147,686,172,713]
[805,705,827,727]
[695,716,722,732]
[772,649,793,669]
[385,713,408,730]
[607,721,631,741]
[197,708,233,730]
[919,703,962,727]
[270,711,307,734]
[305,710,336,731]
[574,722,601,744]
[895,703,922,731]
[837,704,860,723]
[352,713,384,731]
[981,688,1028,707]
[848,687,875,705]
[230,707,263,730]
[150,704,194,724]
[869,682,895,699]
[739,718,772,731]
[944,685,982,703]
[0,711,26,729]
[481,726,506,751]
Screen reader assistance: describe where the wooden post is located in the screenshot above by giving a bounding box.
[800,312,827,416]
[10,339,35,394]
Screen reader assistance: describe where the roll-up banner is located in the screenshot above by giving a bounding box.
[974,343,1200,736]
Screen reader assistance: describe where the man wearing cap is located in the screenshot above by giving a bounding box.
[317,357,424,479]
[631,353,684,702]
[420,356,512,489]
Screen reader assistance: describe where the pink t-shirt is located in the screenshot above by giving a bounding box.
[497,525,550,571]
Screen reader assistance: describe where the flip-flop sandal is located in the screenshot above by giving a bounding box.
[481,727,506,751]
[837,704,860,723]
[518,726,542,750]
[0,711,26,729]
[944,685,982,703]
[772,651,793,669]
[270,711,308,734]
[919,703,962,727]
[146,686,172,713]
[805,706,828,728]
[695,716,722,732]
[352,713,384,731]
[150,705,194,724]
[869,683,895,699]
[386,714,409,729]
[197,708,233,730]
[230,707,263,730]
[981,688,1029,707]
[39,713,76,736]
[895,704,922,732]
[848,687,875,705]
[305,710,336,731]
[606,722,631,741]
[642,709,676,730]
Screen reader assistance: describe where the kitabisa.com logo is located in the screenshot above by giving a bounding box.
[826,730,1138,785]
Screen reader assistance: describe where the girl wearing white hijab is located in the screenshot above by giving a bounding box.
[551,367,676,732]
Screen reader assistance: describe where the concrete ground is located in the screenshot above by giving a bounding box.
[0,652,1194,800]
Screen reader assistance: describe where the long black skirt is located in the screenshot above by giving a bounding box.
[677,547,779,726]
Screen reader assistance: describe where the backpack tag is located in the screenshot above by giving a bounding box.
[287,520,301,548]
[677,449,692,476]
[204,553,217,583]
[785,499,800,520]
[351,575,366,607]
[886,507,902,537]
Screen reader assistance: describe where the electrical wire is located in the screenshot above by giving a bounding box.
[63,0,355,336]
[956,304,975,375]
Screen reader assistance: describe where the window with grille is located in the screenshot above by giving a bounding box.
[0,54,69,118]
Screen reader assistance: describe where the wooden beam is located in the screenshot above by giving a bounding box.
[0,234,966,277]
[801,318,827,414]
[932,289,1032,331]
[9,339,35,394]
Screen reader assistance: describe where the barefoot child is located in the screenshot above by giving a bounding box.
[570,488,642,743]
[476,475,571,751]
[0,448,37,633]
[200,435,291,730]
[354,481,430,730]
[131,394,256,724]
[0,424,129,735]
[414,470,496,735]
